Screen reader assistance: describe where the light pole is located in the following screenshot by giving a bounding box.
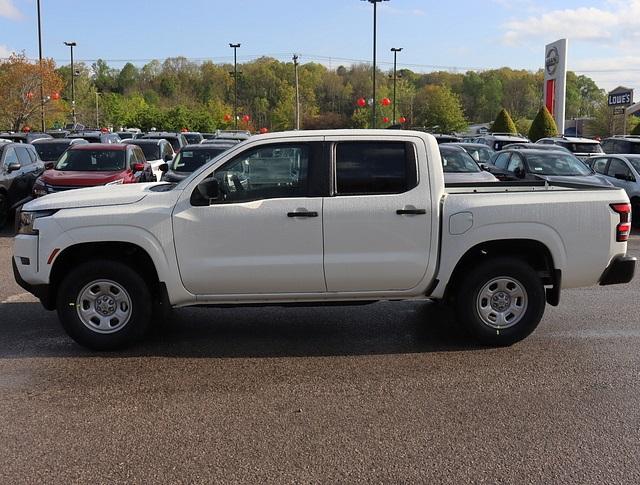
[64,42,77,126]
[37,0,45,131]
[229,43,241,130]
[390,47,402,124]
[293,54,300,130]
[362,0,389,128]
[95,92,101,128]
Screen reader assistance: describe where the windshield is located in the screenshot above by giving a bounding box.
[558,141,603,154]
[462,146,493,163]
[172,148,226,173]
[145,136,180,151]
[526,153,593,176]
[440,148,481,173]
[626,157,640,173]
[56,149,126,171]
[34,142,70,162]
[132,143,160,160]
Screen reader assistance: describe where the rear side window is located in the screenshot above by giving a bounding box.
[591,158,608,175]
[334,142,416,195]
[607,159,631,178]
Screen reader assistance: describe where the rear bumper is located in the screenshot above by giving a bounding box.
[12,258,54,309]
[599,255,637,286]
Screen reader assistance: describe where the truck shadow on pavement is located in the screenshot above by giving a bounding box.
[0,301,481,358]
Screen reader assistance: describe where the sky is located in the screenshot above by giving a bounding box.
[1,0,639,91]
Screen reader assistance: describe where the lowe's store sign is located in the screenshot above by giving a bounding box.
[608,87,633,106]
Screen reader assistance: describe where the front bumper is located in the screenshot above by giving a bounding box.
[599,255,637,286]
[12,258,54,310]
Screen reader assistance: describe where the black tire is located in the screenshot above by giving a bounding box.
[0,192,8,229]
[454,257,545,346]
[56,260,152,350]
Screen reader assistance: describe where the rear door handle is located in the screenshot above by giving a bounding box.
[287,211,318,218]
[396,208,426,215]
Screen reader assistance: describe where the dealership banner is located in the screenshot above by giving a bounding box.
[543,39,568,135]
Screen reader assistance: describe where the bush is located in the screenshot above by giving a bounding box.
[528,106,559,142]
[491,108,517,134]
[631,121,640,136]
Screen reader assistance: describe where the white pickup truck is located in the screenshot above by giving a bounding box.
[12,130,636,350]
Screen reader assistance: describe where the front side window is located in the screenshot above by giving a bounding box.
[15,146,32,166]
[3,147,18,166]
[56,149,126,171]
[607,158,632,178]
[335,142,414,195]
[507,153,525,173]
[494,152,511,169]
[212,144,309,203]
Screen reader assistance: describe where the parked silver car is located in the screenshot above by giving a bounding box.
[586,154,640,221]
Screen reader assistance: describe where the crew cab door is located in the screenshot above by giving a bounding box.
[172,139,327,295]
[322,137,432,292]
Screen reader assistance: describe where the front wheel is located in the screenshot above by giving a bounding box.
[56,260,152,350]
[454,257,545,346]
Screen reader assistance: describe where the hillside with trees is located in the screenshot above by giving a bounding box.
[0,54,614,134]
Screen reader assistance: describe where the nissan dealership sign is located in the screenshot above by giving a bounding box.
[543,39,568,134]
[608,87,634,107]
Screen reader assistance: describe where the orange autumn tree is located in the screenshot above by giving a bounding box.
[0,52,65,131]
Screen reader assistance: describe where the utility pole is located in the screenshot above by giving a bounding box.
[391,47,402,124]
[37,0,45,131]
[64,42,77,126]
[229,43,241,130]
[293,54,300,130]
[362,0,389,128]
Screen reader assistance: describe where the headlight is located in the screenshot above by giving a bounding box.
[17,210,57,235]
[32,179,47,198]
[105,178,124,186]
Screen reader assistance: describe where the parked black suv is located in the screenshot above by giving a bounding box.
[66,131,121,144]
[601,136,640,155]
[0,132,52,143]
[0,142,44,228]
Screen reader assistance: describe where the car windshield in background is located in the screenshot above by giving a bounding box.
[183,134,202,144]
[440,148,481,173]
[559,142,603,154]
[155,137,180,151]
[526,153,592,176]
[626,156,640,173]
[462,146,493,163]
[34,142,69,162]
[55,150,126,171]
[134,144,160,160]
[172,148,226,172]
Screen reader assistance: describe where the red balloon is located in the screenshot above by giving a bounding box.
[22,125,31,132]
[242,114,250,123]
[382,117,390,123]
[100,127,109,133]
[223,114,232,122]
[180,127,188,132]
[259,127,268,134]
[26,91,34,100]
[356,97,366,107]
[51,91,60,100]
[381,97,391,106]
[399,116,407,124]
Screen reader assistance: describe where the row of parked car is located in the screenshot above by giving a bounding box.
[0,129,252,228]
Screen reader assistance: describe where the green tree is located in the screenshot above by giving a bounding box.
[631,120,640,135]
[528,106,558,141]
[491,108,517,134]
[414,85,467,132]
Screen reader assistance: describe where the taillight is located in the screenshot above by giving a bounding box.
[611,203,631,242]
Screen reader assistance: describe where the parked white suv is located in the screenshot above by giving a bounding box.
[13,130,636,350]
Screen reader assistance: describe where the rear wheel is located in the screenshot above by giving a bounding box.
[56,260,152,350]
[455,257,545,346]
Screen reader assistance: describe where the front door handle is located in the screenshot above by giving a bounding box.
[287,210,318,218]
[396,208,426,215]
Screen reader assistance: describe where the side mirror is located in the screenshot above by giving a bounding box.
[44,162,55,170]
[133,162,145,172]
[191,178,219,206]
[159,163,169,173]
[164,154,173,162]
[6,162,21,173]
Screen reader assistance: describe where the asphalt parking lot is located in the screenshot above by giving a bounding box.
[1,226,639,484]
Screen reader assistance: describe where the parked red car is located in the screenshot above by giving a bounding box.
[32,143,154,197]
